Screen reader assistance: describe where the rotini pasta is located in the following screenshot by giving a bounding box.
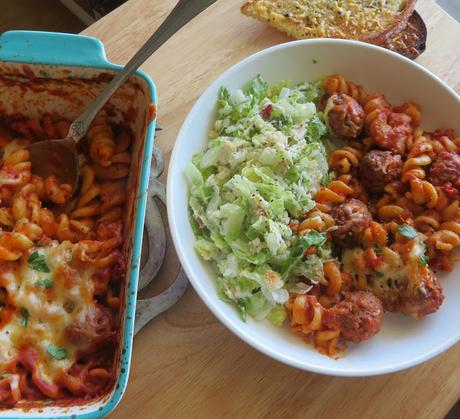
[430,135,458,154]
[428,221,460,252]
[363,92,391,130]
[0,145,31,188]
[328,145,363,174]
[363,221,389,247]
[285,294,341,357]
[0,110,134,407]
[315,175,355,205]
[298,206,334,235]
[292,74,458,353]
[394,102,422,128]
[322,74,368,105]
[401,136,434,182]
[323,261,343,297]
[86,111,115,167]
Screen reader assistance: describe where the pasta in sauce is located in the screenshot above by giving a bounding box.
[286,75,459,357]
[0,111,133,407]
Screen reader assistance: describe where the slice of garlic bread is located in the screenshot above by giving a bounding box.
[241,0,416,45]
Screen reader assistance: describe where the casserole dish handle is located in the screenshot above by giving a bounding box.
[135,147,188,334]
[0,30,112,67]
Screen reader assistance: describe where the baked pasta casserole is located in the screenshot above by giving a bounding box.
[0,110,133,406]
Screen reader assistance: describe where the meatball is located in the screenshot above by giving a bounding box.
[65,304,115,350]
[330,199,372,247]
[429,151,460,189]
[324,93,365,140]
[398,266,444,319]
[359,150,403,192]
[323,291,384,343]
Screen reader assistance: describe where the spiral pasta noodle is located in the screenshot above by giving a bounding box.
[0,103,137,407]
[43,175,73,204]
[414,211,441,233]
[285,294,341,356]
[430,135,458,154]
[86,111,115,167]
[394,102,422,128]
[269,74,460,358]
[363,221,389,247]
[428,221,460,252]
[315,175,355,205]
[405,177,439,208]
[322,74,368,105]
[0,145,31,188]
[401,136,434,182]
[298,206,334,235]
[363,92,391,131]
[328,145,363,174]
[0,231,34,261]
[14,218,44,242]
[323,261,343,297]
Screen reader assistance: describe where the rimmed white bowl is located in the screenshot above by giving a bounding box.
[167,39,460,376]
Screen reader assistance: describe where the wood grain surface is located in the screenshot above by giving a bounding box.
[83,1,460,418]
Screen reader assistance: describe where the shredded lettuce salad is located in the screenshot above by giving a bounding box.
[185,75,333,325]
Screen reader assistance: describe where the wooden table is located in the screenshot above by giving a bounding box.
[83,1,460,417]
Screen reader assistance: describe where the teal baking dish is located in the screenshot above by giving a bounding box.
[0,31,157,418]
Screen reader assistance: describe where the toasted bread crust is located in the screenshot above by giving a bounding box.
[241,0,417,45]
[384,10,427,59]
[369,0,417,45]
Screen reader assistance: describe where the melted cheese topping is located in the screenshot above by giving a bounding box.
[343,246,405,282]
[242,0,408,39]
[0,241,96,382]
[342,236,428,307]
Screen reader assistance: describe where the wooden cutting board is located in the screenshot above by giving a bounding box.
[83,1,460,417]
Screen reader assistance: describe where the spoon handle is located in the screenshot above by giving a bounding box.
[69,0,212,141]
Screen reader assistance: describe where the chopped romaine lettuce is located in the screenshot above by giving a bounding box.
[186,75,330,324]
[266,304,288,326]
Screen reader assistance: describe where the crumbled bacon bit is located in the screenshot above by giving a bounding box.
[304,245,317,256]
[260,104,273,120]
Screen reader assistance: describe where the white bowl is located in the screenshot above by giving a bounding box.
[167,39,460,376]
